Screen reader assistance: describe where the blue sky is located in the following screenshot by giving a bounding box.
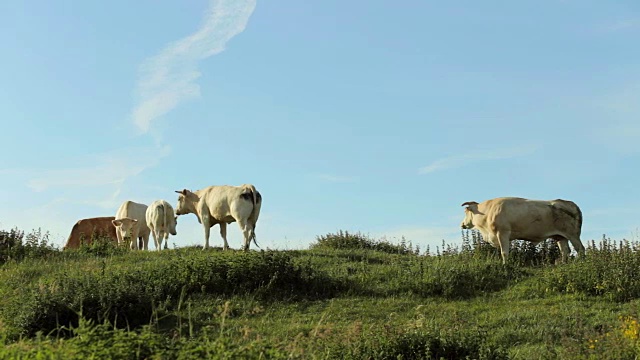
[1,0,639,251]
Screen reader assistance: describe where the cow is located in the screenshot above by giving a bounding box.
[110,217,143,250]
[146,199,178,251]
[112,200,150,250]
[175,184,262,251]
[460,197,586,264]
[63,216,119,249]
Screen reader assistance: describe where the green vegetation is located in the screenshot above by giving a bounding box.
[2,228,640,359]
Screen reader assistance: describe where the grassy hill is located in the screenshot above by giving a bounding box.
[2,229,640,359]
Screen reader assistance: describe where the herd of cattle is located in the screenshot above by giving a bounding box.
[63,184,262,252]
[63,183,586,263]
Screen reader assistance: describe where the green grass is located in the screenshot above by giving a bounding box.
[2,229,640,359]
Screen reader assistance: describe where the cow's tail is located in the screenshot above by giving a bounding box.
[158,202,166,229]
[241,184,262,249]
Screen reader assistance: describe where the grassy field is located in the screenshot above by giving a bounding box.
[2,229,640,359]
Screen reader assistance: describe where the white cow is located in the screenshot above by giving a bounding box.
[460,197,586,264]
[146,199,178,251]
[112,200,150,250]
[175,184,262,251]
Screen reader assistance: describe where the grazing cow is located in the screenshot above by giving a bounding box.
[460,197,586,264]
[113,200,150,250]
[146,200,178,251]
[175,184,262,251]
[63,217,119,249]
[110,217,144,250]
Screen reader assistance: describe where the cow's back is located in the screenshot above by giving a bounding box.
[199,186,241,221]
[64,216,117,249]
[115,201,150,236]
[146,199,174,228]
[481,197,581,239]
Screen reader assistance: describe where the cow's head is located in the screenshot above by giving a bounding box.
[460,201,479,229]
[112,217,138,241]
[175,189,198,216]
[166,206,178,236]
[171,216,178,236]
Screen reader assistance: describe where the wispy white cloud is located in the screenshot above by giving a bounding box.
[600,18,640,33]
[132,0,257,133]
[317,174,358,183]
[25,145,171,192]
[418,145,538,174]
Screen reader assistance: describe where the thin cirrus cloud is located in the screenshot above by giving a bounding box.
[600,18,640,33]
[317,174,359,183]
[418,145,538,174]
[131,0,257,133]
[25,146,172,192]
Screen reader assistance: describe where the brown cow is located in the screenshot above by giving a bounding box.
[63,216,119,249]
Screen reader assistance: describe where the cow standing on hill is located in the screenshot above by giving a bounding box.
[175,184,262,251]
[460,197,586,264]
[112,200,150,250]
[146,200,178,251]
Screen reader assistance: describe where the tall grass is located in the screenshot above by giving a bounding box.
[4,227,640,358]
[0,249,342,338]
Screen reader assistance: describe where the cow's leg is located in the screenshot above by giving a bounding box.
[131,227,140,250]
[496,231,511,264]
[237,219,252,251]
[219,222,230,251]
[568,237,586,258]
[159,230,167,250]
[138,232,149,251]
[151,228,159,251]
[202,214,212,249]
[557,239,570,263]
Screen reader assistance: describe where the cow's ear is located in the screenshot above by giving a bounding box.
[112,220,122,226]
[131,219,138,223]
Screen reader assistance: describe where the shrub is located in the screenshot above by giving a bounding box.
[0,318,291,359]
[325,325,508,359]
[0,227,58,265]
[75,235,129,257]
[536,237,640,301]
[311,230,416,254]
[1,250,342,338]
[417,257,527,299]
[460,229,563,265]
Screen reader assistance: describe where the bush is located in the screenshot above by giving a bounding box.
[1,250,342,338]
[0,227,58,265]
[537,238,640,302]
[74,235,129,257]
[460,229,563,265]
[0,318,292,359]
[311,230,417,255]
[325,325,508,359]
[415,257,527,299]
